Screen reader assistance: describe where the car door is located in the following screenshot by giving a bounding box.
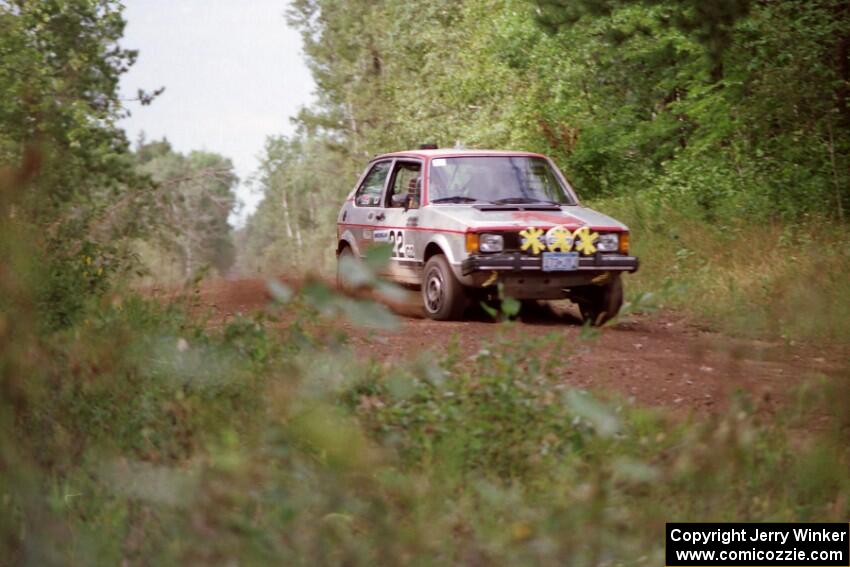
[345,159,393,256]
[381,159,423,285]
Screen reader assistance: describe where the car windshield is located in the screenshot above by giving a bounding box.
[428,156,575,205]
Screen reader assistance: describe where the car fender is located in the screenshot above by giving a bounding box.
[422,232,469,282]
[337,228,360,257]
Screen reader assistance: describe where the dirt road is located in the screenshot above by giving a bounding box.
[194,277,847,414]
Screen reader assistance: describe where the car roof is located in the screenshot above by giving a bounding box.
[373,149,548,160]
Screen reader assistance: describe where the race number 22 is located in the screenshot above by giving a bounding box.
[388,230,405,258]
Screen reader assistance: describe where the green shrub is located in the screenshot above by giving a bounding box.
[598,195,850,341]
[2,225,848,565]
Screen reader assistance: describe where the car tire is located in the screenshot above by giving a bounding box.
[337,245,355,292]
[422,255,467,320]
[578,274,623,326]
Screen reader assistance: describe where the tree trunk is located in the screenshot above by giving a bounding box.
[281,186,294,239]
[837,33,849,126]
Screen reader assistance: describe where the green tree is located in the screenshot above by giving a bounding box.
[240,134,358,273]
[0,0,162,328]
[0,0,152,220]
[280,0,849,216]
[135,139,238,279]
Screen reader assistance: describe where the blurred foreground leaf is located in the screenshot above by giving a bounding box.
[267,278,293,303]
[565,390,620,437]
[363,243,393,271]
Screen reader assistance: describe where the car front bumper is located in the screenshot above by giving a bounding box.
[461,252,639,276]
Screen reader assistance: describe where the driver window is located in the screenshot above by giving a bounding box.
[386,162,422,209]
[354,161,391,207]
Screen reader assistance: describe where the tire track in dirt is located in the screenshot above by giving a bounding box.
[189,277,847,415]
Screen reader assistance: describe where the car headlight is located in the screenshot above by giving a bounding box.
[597,233,619,252]
[479,233,504,253]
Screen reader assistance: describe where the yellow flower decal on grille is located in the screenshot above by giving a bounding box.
[573,226,599,255]
[545,225,574,252]
[520,227,546,255]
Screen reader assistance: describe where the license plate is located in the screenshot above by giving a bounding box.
[542,252,579,272]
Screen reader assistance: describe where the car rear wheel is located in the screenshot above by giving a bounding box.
[578,274,623,326]
[422,255,467,320]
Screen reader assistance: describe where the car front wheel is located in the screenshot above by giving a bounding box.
[422,255,467,320]
[578,274,623,326]
[337,245,355,292]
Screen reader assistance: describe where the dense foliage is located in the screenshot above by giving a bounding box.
[0,0,146,327]
[237,135,356,274]
[0,0,136,214]
[134,139,238,280]
[0,1,238,325]
[2,236,848,563]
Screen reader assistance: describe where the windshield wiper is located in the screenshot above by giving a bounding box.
[490,197,561,205]
[430,196,481,203]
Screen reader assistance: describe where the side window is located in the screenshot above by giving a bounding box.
[386,162,422,209]
[354,161,391,207]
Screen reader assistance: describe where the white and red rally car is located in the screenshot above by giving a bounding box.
[337,148,638,324]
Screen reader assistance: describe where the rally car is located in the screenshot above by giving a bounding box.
[336,148,639,324]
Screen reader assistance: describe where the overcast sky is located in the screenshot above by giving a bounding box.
[118,0,314,225]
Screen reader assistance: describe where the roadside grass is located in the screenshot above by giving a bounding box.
[599,196,850,342]
[3,260,848,564]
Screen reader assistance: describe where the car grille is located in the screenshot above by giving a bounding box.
[491,231,618,255]
[502,232,522,250]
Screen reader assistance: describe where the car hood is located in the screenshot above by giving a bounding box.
[429,205,628,232]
